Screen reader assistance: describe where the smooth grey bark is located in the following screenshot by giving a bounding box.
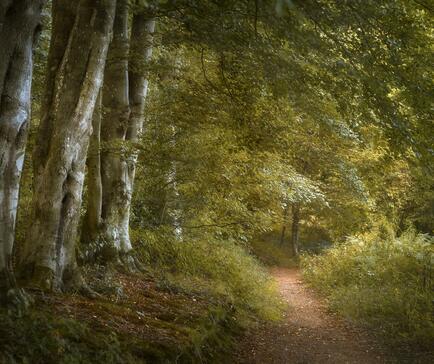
[0,0,45,306]
[99,0,132,261]
[127,13,155,142]
[19,0,116,291]
[291,204,300,257]
[126,14,156,234]
[81,91,103,245]
[96,3,155,265]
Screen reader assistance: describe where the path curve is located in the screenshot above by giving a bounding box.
[233,267,391,364]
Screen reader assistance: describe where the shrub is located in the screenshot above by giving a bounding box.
[249,239,297,268]
[301,229,434,348]
[131,227,284,324]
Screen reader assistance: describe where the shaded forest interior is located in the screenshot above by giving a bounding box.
[0,0,433,363]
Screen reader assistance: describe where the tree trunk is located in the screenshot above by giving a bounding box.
[127,13,156,233]
[291,204,300,257]
[99,0,132,262]
[127,14,155,142]
[0,0,45,306]
[127,15,157,236]
[19,0,116,291]
[97,3,155,265]
[81,91,103,245]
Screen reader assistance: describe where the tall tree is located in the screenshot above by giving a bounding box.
[0,0,45,305]
[19,0,116,291]
[98,0,131,262]
[86,1,155,266]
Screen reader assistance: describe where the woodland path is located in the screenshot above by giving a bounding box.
[233,267,395,364]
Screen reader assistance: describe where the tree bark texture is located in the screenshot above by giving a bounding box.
[19,0,116,291]
[127,13,155,142]
[0,0,45,304]
[81,91,103,245]
[97,2,155,264]
[125,14,156,235]
[99,0,132,261]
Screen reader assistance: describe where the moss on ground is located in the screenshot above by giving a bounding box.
[0,270,241,364]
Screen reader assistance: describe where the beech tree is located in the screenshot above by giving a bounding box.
[98,0,131,262]
[0,5,432,360]
[0,0,430,301]
[0,0,45,305]
[83,0,155,266]
[81,91,103,244]
[18,0,116,291]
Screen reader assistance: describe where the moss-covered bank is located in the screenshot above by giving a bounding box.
[0,270,243,364]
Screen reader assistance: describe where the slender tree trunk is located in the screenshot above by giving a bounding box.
[126,14,156,237]
[97,3,155,265]
[0,0,45,306]
[19,0,116,291]
[81,91,103,245]
[291,204,300,257]
[99,0,132,262]
[127,14,155,142]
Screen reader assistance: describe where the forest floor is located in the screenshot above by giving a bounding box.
[0,269,238,363]
[233,267,414,364]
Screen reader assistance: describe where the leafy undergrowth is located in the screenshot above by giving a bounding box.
[132,229,285,323]
[0,229,285,363]
[0,269,243,364]
[301,230,434,352]
[250,238,297,268]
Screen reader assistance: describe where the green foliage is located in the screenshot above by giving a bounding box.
[302,230,434,348]
[12,0,433,360]
[0,310,127,364]
[0,270,244,364]
[132,228,284,323]
[249,238,297,269]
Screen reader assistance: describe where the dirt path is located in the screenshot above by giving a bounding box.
[233,267,393,364]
